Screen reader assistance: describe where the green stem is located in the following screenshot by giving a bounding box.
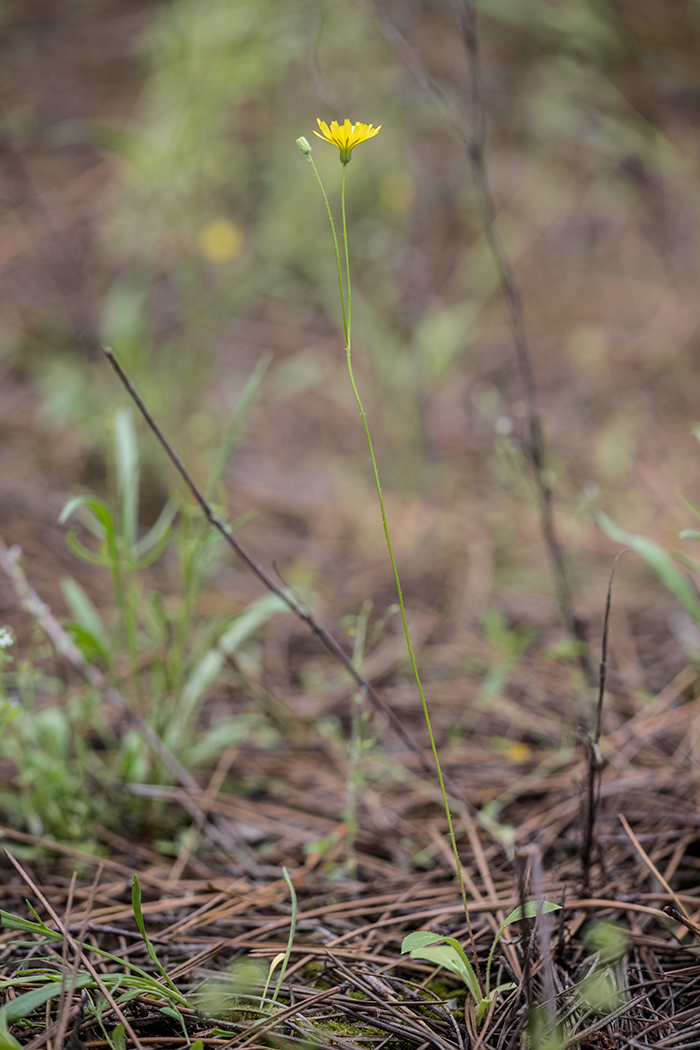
[307,156,347,344]
[311,154,481,990]
[341,164,351,341]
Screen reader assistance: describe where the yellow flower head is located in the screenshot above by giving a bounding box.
[313,118,381,164]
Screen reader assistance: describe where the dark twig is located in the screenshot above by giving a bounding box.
[355,0,590,676]
[0,121,467,810]
[102,346,459,798]
[581,550,629,893]
[455,1,588,673]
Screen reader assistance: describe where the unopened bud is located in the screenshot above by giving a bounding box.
[296,136,312,156]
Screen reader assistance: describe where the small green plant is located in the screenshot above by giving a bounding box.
[596,425,700,634]
[401,900,561,1024]
[0,362,289,844]
[0,877,200,1050]
[58,401,287,775]
[262,867,297,1003]
[0,628,19,730]
[576,922,628,1015]
[597,510,700,627]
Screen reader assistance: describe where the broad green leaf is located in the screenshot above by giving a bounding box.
[402,929,482,1001]
[408,943,481,1002]
[111,1024,127,1050]
[597,512,700,622]
[440,937,482,1002]
[401,930,443,952]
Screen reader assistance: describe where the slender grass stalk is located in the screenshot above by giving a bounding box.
[272,867,297,1002]
[304,142,481,986]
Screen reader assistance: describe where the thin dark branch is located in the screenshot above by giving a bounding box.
[354,0,591,677]
[595,549,630,745]
[581,549,629,893]
[102,346,463,802]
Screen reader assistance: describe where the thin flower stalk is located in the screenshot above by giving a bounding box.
[300,122,481,985]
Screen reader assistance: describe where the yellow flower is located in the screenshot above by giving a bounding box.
[313,118,381,164]
[199,219,243,263]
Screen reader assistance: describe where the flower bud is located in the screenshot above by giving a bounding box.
[296,136,312,156]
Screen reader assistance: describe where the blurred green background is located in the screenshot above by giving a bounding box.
[1,0,700,846]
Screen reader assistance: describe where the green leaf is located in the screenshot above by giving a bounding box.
[179,593,289,723]
[131,877,184,1001]
[0,1020,22,1050]
[401,930,443,953]
[486,900,561,997]
[474,983,516,1024]
[132,500,178,564]
[217,593,288,654]
[501,900,561,927]
[59,495,115,538]
[179,649,224,724]
[272,866,297,1003]
[63,623,110,663]
[474,992,495,1025]
[680,490,700,524]
[675,551,700,574]
[597,512,700,622]
[63,531,112,568]
[439,937,482,1001]
[408,942,481,1002]
[115,409,140,552]
[0,910,63,941]
[0,975,92,1023]
[61,578,110,657]
[111,1023,126,1050]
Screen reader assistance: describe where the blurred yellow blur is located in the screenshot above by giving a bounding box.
[199,218,243,262]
